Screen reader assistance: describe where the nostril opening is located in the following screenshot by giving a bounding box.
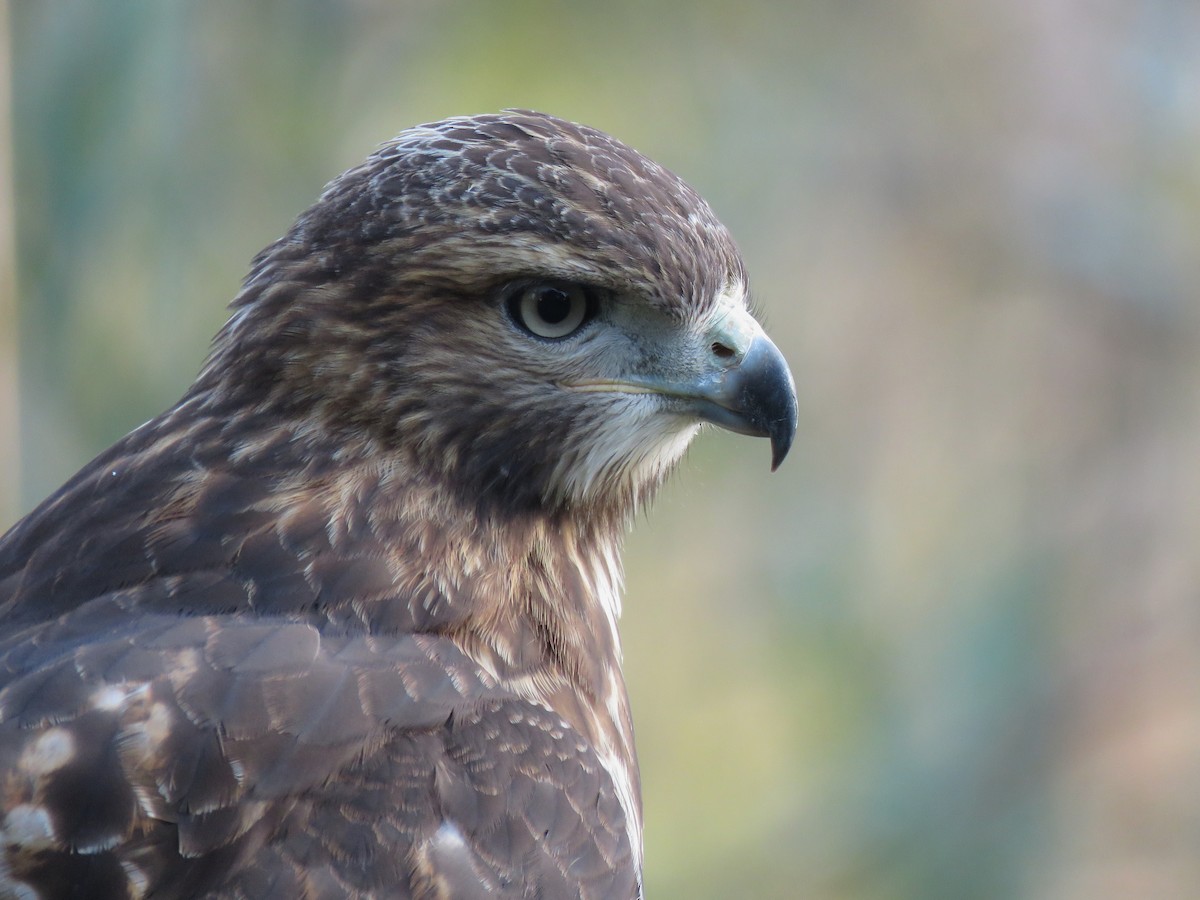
[711,342,736,360]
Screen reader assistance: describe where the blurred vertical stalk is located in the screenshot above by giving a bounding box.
[0,0,15,528]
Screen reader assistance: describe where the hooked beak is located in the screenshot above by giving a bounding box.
[679,307,797,470]
[567,305,798,470]
[687,327,797,470]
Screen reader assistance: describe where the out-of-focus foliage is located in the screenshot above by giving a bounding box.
[7,1,1200,897]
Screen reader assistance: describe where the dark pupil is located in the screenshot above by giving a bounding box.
[536,288,572,324]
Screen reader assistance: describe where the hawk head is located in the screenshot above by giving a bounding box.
[196,110,796,519]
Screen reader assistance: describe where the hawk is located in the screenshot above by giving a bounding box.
[0,111,796,898]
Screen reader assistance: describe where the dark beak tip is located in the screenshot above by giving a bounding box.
[758,345,798,473]
[768,402,798,472]
[770,444,787,472]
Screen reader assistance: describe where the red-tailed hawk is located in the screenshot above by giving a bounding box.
[0,111,796,898]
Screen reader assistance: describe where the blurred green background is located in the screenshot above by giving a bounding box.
[4,2,1200,897]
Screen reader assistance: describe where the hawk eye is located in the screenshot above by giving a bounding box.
[510,283,592,339]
